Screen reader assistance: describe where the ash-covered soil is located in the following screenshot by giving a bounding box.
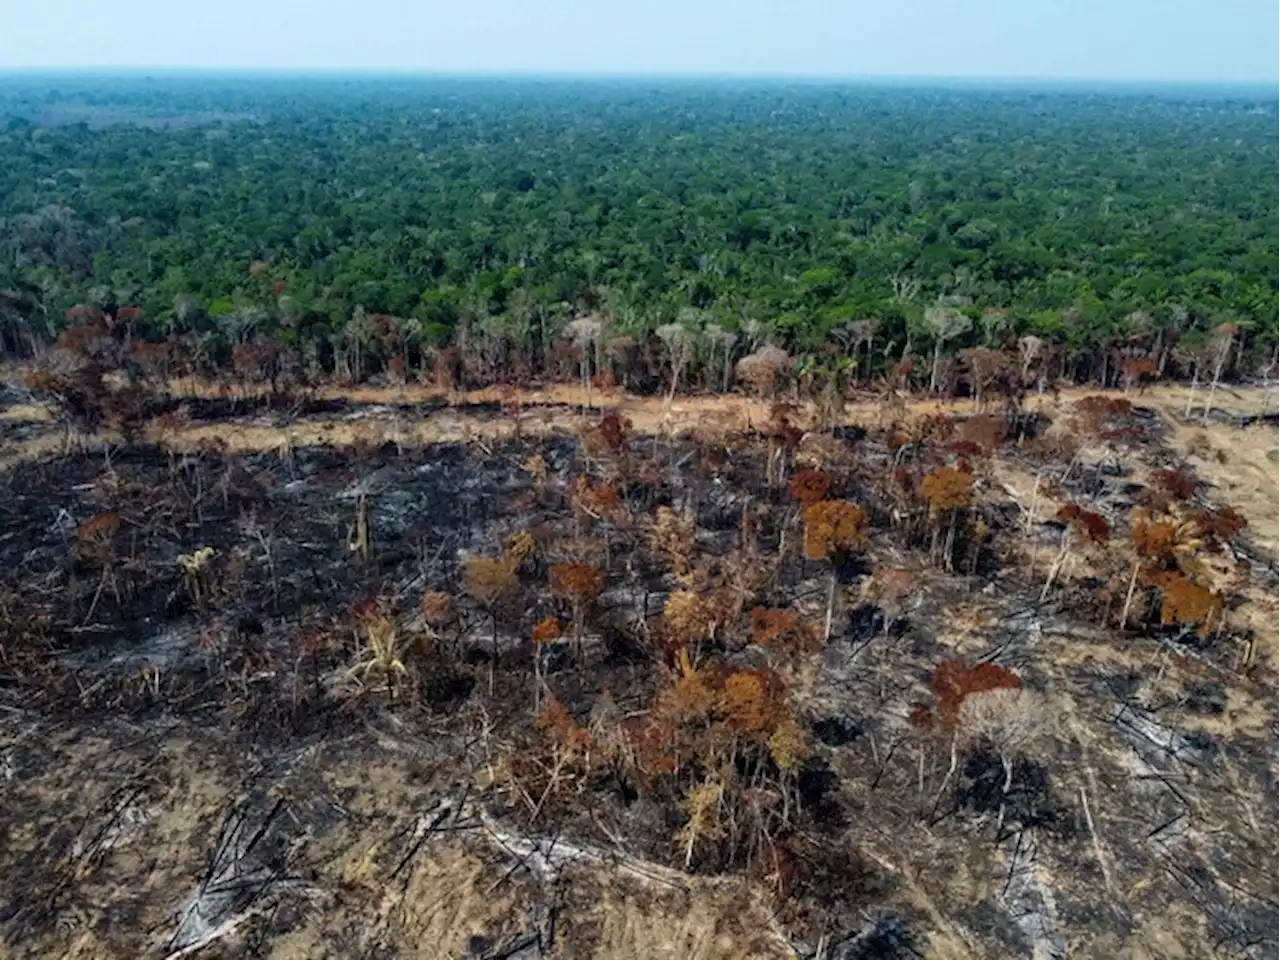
[0,391,1275,960]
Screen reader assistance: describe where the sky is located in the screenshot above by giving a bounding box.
[0,0,1276,84]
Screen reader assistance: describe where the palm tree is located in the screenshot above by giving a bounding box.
[344,305,372,383]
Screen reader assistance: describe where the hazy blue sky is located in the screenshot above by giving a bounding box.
[1,0,1276,83]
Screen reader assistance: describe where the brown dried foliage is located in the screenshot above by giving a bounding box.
[569,475,625,523]
[919,466,973,515]
[549,562,605,604]
[954,414,1007,453]
[787,470,832,506]
[463,556,518,607]
[1147,571,1223,637]
[532,616,563,643]
[597,410,632,452]
[534,696,593,754]
[76,511,120,545]
[1151,468,1200,502]
[419,591,455,626]
[1189,505,1247,545]
[649,506,697,577]
[928,659,1023,732]
[748,607,800,646]
[1131,511,1182,564]
[1057,503,1110,543]
[801,500,869,561]
[1073,395,1139,441]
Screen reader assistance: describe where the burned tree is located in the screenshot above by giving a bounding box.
[801,500,869,641]
[548,562,604,658]
[918,466,973,572]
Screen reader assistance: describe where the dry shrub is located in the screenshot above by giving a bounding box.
[748,607,817,653]
[1189,505,1247,545]
[1131,510,1183,564]
[787,470,832,506]
[1072,394,1140,441]
[1056,503,1110,543]
[597,410,632,452]
[1147,571,1223,637]
[664,590,720,644]
[767,715,809,771]
[419,591,456,626]
[867,568,916,630]
[76,511,120,545]
[463,556,518,607]
[649,506,697,577]
[347,600,415,698]
[503,530,538,571]
[534,695,592,754]
[764,401,805,444]
[569,475,625,523]
[801,500,869,561]
[720,670,776,733]
[549,562,605,654]
[1131,508,1206,571]
[522,453,549,487]
[954,414,1007,452]
[794,432,853,471]
[748,607,800,646]
[1151,467,1201,502]
[642,656,808,872]
[736,345,792,396]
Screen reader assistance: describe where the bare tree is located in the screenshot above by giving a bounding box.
[1202,321,1239,421]
[565,314,604,411]
[656,321,697,413]
[925,299,973,395]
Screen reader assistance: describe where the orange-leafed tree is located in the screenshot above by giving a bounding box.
[919,465,973,571]
[1121,501,1245,634]
[463,555,519,689]
[1146,571,1223,638]
[802,500,869,641]
[549,562,605,658]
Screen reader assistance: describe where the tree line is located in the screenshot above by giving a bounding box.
[0,77,1276,390]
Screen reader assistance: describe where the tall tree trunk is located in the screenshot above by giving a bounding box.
[823,571,837,643]
[1119,561,1140,628]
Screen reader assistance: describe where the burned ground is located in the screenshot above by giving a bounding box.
[0,385,1276,959]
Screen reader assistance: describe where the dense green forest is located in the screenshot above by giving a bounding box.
[0,76,1276,388]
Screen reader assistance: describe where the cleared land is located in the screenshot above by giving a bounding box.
[0,375,1276,960]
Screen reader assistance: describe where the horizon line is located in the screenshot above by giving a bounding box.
[0,66,1276,90]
